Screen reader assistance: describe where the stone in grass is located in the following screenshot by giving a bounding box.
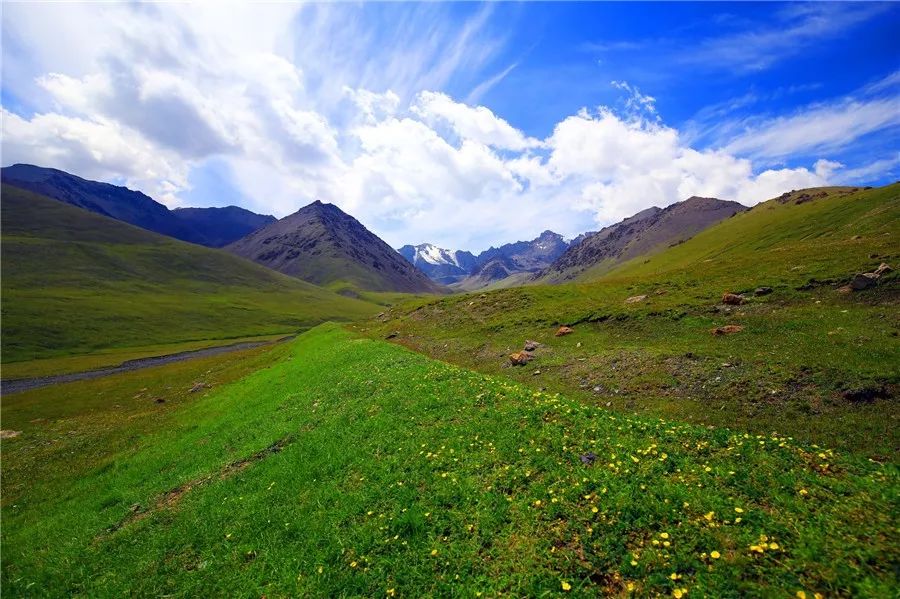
[711,325,744,335]
[0,430,22,439]
[523,340,541,351]
[509,351,532,366]
[721,292,744,305]
[555,326,574,337]
[189,382,210,393]
[850,273,878,290]
[754,287,773,296]
[579,452,597,465]
[624,294,647,304]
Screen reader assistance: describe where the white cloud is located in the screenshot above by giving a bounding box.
[828,154,900,184]
[723,97,900,161]
[411,91,540,151]
[1,108,189,205]
[1,3,895,252]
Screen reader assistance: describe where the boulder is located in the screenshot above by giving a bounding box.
[509,351,532,366]
[523,340,541,352]
[874,263,893,277]
[754,287,773,296]
[624,294,647,304]
[850,273,878,290]
[0,430,22,439]
[555,326,574,337]
[721,292,744,305]
[711,325,744,335]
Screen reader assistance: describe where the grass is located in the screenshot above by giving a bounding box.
[2,324,896,597]
[362,185,900,457]
[0,333,287,380]
[1,185,380,364]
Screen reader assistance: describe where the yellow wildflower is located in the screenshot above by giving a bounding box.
[561,581,572,591]
[660,532,670,539]
[430,549,438,556]
[710,550,721,559]
[734,507,744,513]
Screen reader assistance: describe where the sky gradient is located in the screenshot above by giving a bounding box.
[2,2,898,251]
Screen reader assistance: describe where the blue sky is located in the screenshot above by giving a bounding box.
[2,2,898,251]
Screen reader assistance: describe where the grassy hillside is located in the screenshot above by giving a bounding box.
[2,325,896,596]
[597,185,897,285]
[363,185,900,457]
[1,185,379,364]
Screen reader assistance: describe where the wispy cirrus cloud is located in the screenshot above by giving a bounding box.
[680,2,890,73]
[717,69,900,163]
[466,62,518,105]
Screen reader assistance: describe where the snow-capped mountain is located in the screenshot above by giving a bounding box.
[398,231,576,288]
[396,243,477,285]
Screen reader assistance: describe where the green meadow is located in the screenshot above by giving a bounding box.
[364,185,900,457]
[0,185,380,366]
[2,325,896,597]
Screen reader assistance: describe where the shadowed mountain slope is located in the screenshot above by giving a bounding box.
[1,164,275,247]
[226,201,444,293]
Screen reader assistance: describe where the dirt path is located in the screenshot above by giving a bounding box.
[1,336,294,396]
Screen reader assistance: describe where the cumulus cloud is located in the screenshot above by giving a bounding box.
[1,2,894,251]
[411,91,540,151]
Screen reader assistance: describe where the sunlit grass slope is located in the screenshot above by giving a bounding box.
[2,325,896,596]
[364,185,899,456]
[1,185,379,363]
[597,184,898,286]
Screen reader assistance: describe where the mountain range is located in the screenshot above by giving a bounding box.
[2,163,752,294]
[398,230,572,288]
[1,164,275,248]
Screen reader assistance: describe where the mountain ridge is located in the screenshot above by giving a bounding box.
[227,200,444,294]
[1,164,276,248]
[538,195,747,283]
